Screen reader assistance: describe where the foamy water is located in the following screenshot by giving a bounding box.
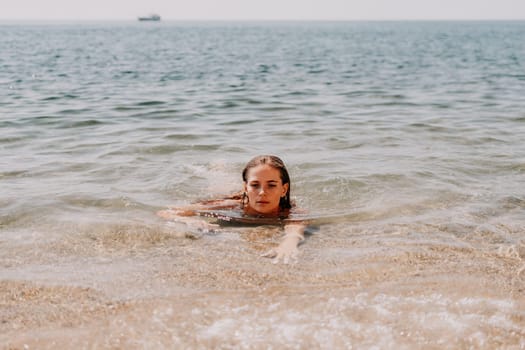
[1,21,525,348]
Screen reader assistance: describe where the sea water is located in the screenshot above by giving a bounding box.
[1,21,525,348]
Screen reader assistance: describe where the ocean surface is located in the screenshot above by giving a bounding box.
[1,21,525,348]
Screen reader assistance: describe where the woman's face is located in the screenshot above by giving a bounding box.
[244,164,289,216]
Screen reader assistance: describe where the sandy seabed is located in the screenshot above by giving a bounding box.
[1,221,525,349]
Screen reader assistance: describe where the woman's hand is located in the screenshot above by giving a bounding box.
[157,209,219,233]
[157,207,197,218]
[261,224,305,264]
[157,209,179,220]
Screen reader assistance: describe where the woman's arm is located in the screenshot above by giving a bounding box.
[158,197,241,218]
[262,223,306,264]
[157,207,219,233]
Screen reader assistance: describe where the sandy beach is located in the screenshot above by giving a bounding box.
[2,221,525,349]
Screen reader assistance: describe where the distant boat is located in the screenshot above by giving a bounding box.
[138,14,161,21]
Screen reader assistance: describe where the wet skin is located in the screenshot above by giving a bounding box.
[243,164,289,217]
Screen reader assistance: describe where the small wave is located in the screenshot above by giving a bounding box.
[278,90,317,97]
[135,100,166,107]
[41,96,61,101]
[165,133,201,140]
[374,101,420,107]
[0,170,28,179]
[113,105,143,111]
[41,94,78,101]
[58,108,92,115]
[160,73,185,81]
[0,136,25,144]
[58,195,140,210]
[218,119,258,126]
[20,115,62,126]
[259,105,296,112]
[245,98,263,105]
[407,123,452,132]
[141,144,189,155]
[307,68,327,74]
[58,119,105,128]
[338,90,373,97]
[221,101,239,109]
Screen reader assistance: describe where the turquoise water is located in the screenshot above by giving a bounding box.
[1,21,525,347]
[2,21,524,225]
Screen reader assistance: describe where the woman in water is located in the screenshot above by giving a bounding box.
[157,155,306,264]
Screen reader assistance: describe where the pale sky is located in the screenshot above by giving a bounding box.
[1,0,525,20]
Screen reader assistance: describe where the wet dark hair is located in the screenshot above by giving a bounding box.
[242,155,292,210]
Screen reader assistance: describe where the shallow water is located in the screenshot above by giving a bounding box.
[1,21,525,348]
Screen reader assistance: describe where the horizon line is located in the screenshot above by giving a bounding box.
[1,18,525,22]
